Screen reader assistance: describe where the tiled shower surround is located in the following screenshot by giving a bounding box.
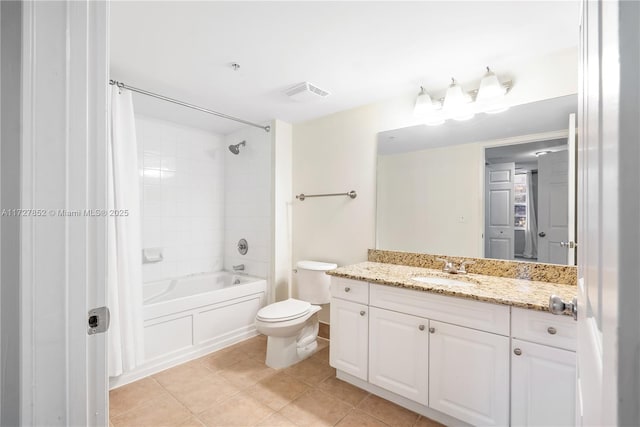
[136,115,225,282]
[136,115,273,283]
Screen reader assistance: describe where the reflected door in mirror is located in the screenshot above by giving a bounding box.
[537,151,569,264]
[485,163,515,260]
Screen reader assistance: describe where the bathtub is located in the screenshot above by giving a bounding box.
[110,271,267,389]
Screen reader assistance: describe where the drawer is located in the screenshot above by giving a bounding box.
[370,284,510,336]
[511,307,576,351]
[330,277,369,304]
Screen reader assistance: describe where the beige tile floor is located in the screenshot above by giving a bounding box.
[109,336,445,427]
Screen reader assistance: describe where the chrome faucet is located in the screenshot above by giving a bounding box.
[232,264,245,272]
[436,258,475,274]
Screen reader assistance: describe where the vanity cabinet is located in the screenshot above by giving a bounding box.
[329,277,576,426]
[511,308,576,426]
[329,279,369,381]
[368,307,429,405]
[429,320,509,426]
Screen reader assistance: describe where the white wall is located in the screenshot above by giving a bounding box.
[271,120,293,302]
[136,115,225,282]
[223,126,273,281]
[292,48,578,322]
[377,142,484,257]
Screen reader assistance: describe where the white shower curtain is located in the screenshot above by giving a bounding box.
[108,86,144,377]
[523,171,538,259]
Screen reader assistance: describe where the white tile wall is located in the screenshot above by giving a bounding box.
[224,127,273,279]
[136,115,225,282]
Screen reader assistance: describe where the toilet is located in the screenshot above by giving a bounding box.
[255,260,337,369]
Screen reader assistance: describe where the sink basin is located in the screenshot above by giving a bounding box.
[411,276,475,288]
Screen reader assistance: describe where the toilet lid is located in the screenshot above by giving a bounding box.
[256,299,311,322]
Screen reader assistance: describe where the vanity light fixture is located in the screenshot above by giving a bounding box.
[413,86,436,116]
[476,67,509,114]
[443,78,475,121]
[413,67,512,125]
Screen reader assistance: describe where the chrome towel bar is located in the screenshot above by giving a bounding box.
[296,190,357,201]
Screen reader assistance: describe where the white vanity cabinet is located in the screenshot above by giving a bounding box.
[429,320,509,426]
[368,307,429,405]
[329,278,369,381]
[510,308,576,426]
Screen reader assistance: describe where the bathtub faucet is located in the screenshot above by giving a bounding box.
[232,264,245,272]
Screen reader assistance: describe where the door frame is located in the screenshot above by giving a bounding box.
[18,1,109,424]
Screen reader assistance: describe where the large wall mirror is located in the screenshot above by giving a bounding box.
[376,94,577,266]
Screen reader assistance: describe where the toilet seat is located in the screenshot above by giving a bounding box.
[256,299,311,323]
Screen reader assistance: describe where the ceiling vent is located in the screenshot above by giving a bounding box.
[285,82,330,101]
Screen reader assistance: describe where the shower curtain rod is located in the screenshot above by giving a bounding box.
[108,80,271,132]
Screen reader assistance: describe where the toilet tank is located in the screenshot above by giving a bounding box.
[297,260,337,304]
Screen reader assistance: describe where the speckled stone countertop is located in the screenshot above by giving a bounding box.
[327,261,577,314]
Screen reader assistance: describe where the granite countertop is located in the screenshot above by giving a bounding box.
[327,261,577,314]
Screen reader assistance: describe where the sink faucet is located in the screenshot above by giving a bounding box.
[232,264,245,272]
[436,258,475,274]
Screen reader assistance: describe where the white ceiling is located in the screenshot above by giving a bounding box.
[110,1,580,134]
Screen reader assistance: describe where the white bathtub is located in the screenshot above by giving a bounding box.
[110,271,267,389]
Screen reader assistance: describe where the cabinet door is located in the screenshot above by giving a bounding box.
[329,298,368,380]
[369,307,429,405]
[511,339,576,426]
[429,321,509,426]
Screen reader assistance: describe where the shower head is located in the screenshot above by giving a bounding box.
[228,140,246,155]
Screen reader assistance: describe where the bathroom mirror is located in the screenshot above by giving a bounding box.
[376,94,577,266]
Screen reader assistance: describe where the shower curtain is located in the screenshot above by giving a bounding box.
[108,86,144,377]
[523,171,538,259]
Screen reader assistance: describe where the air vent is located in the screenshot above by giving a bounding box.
[285,82,330,101]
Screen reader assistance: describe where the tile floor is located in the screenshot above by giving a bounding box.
[109,336,445,427]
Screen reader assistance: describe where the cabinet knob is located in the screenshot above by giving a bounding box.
[514,348,522,356]
[418,325,425,331]
[428,327,435,333]
[547,326,557,335]
[360,310,366,316]
[344,287,351,292]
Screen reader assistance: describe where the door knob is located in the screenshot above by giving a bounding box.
[549,295,577,320]
[428,327,435,333]
[359,311,366,316]
[418,324,425,331]
[539,232,546,237]
[514,348,522,356]
[344,287,351,292]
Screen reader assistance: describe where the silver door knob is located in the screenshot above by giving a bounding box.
[539,232,546,237]
[344,287,351,292]
[418,325,425,331]
[514,348,522,356]
[549,295,577,320]
[360,310,366,316]
[547,326,557,335]
[560,241,577,248]
[428,327,435,333]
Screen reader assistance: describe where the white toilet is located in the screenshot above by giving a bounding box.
[255,260,337,369]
